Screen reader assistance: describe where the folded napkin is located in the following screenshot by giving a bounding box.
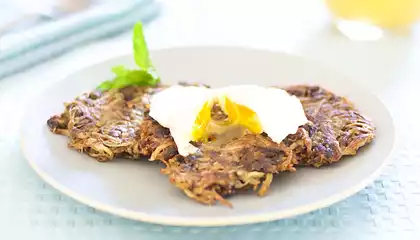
[0,0,160,79]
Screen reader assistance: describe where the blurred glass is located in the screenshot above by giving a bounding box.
[326,0,420,40]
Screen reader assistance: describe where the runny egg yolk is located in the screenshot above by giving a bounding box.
[191,95,263,143]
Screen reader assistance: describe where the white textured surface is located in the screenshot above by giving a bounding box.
[0,0,419,239]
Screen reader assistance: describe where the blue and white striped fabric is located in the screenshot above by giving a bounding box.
[0,0,159,79]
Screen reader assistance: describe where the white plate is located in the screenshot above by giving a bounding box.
[21,47,395,226]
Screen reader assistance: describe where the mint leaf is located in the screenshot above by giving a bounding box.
[133,22,152,69]
[98,68,159,91]
[97,22,160,91]
[97,80,114,91]
[111,65,130,76]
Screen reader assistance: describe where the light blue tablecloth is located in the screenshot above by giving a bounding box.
[0,0,159,79]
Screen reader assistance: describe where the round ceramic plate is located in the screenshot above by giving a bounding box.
[21,47,395,227]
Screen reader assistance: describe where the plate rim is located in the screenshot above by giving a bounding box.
[21,46,396,227]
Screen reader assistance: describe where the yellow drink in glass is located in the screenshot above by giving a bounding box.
[326,0,420,40]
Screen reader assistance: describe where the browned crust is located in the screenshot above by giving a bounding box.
[284,85,375,167]
[47,86,165,161]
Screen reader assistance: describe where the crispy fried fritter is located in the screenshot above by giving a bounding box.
[161,133,296,207]
[47,86,165,161]
[138,113,300,207]
[284,85,376,167]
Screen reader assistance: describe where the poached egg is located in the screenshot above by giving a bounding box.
[149,85,308,156]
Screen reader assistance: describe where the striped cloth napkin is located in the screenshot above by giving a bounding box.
[0,0,160,79]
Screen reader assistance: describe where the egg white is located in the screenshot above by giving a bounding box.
[149,85,308,156]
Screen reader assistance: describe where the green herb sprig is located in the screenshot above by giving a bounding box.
[98,22,160,91]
